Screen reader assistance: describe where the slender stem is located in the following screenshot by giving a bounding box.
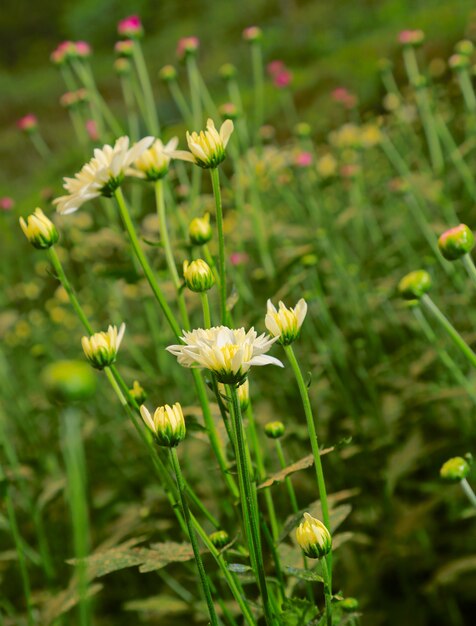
[321,557,333,626]
[227,385,276,626]
[275,439,299,513]
[462,254,476,285]
[461,478,476,508]
[201,292,212,328]
[170,448,219,626]
[210,168,228,324]
[186,56,202,129]
[284,344,332,585]
[251,42,264,134]
[132,42,159,136]
[114,187,182,339]
[30,131,50,159]
[420,295,476,368]
[169,80,193,125]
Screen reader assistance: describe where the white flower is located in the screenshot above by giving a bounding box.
[54,136,154,214]
[169,118,234,168]
[265,298,307,345]
[140,402,186,447]
[81,323,126,369]
[166,325,283,384]
[130,137,178,180]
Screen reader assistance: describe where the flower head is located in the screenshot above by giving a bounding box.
[189,212,212,245]
[140,402,186,447]
[398,270,432,300]
[398,29,425,46]
[176,36,200,61]
[159,64,178,82]
[166,326,283,385]
[265,298,307,345]
[81,323,125,370]
[438,224,474,260]
[242,26,262,42]
[115,39,135,57]
[209,530,230,549]
[20,208,59,249]
[440,456,470,482]
[183,259,215,292]
[296,513,332,559]
[18,114,38,133]
[264,421,285,439]
[129,380,147,404]
[0,197,14,211]
[54,136,154,214]
[130,137,178,180]
[118,15,143,38]
[170,118,234,169]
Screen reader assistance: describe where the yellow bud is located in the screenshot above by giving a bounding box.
[183,259,215,292]
[19,208,59,249]
[140,402,186,447]
[189,212,212,245]
[81,323,125,370]
[296,513,332,559]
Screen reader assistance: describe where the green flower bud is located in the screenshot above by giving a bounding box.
[140,402,186,447]
[340,597,359,612]
[264,421,285,439]
[129,380,147,404]
[398,270,432,300]
[449,54,470,71]
[219,63,237,81]
[159,64,177,83]
[440,456,470,482]
[188,212,212,245]
[183,259,215,292]
[209,530,230,549]
[42,360,97,402]
[19,208,59,250]
[294,122,312,138]
[81,323,125,370]
[438,224,474,260]
[296,513,332,559]
[455,40,474,57]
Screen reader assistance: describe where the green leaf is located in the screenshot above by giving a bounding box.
[285,565,324,583]
[258,448,335,491]
[227,563,253,574]
[280,597,319,626]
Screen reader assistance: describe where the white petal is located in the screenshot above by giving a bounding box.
[220,119,234,148]
[248,354,284,368]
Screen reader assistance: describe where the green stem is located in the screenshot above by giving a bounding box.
[462,253,476,285]
[186,56,202,129]
[210,168,228,324]
[168,80,193,125]
[228,385,276,626]
[30,131,50,159]
[201,292,212,328]
[275,439,299,513]
[321,557,333,626]
[461,478,476,508]
[458,70,476,113]
[420,294,476,368]
[251,42,264,134]
[132,42,159,136]
[170,448,219,626]
[114,187,182,339]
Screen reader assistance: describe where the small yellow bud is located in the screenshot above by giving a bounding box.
[81,323,125,370]
[20,208,59,249]
[398,270,432,300]
[296,513,332,559]
[133,138,178,181]
[183,259,215,292]
[209,530,230,549]
[264,421,285,439]
[140,402,186,447]
[440,456,470,482]
[129,380,147,404]
[189,212,212,245]
[265,298,307,345]
[176,118,234,169]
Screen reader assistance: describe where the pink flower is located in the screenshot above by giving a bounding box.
[17,114,38,132]
[398,29,424,46]
[85,119,99,141]
[331,87,358,109]
[0,197,14,211]
[118,15,143,38]
[75,41,92,58]
[273,69,293,88]
[176,36,200,60]
[267,60,285,77]
[115,39,134,57]
[242,26,262,42]
[295,152,313,168]
[230,252,249,266]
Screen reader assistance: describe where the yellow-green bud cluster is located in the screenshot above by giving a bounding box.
[81,323,125,370]
[438,224,474,260]
[264,421,285,439]
[440,456,470,482]
[209,530,230,549]
[20,208,59,250]
[140,402,186,447]
[296,513,332,559]
[183,259,215,292]
[398,270,432,300]
[189,212,212,245]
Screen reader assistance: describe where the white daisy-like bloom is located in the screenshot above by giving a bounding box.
[140,402,186,447]
[130,137,179,181]
[166,325,283,385]
[169,118,234,169]
[54,136,154,214]
[265,298,307,345]
[81,323,126,370]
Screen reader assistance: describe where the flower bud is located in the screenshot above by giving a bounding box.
[398,29,425,47]
[449,54,470,71]
[17,114,38,133]
[242,26,263,43]
[129,380,147,404]
[81,323,126,370]
[114,58,131,76]
[440,456,470,482]
[183,259,215,292]
[176,36,200,61]
[438,224,474,260]
[264,421,285,439]
[118,15,143,39]
[265,298,307,345]
[140,402,186,447]
[294,122,312,138]
[455,40,474,57]
[189,212,212,245]
[159,64,178,82]
[340,597,359,612]
[296,513,332,559]
[219,63,237,81]
[20,208,59,249]
[219,102,239,120]
[42,360,96,402]
[115,39,135,58]
[398,270,431,300]
[209,530,230,549]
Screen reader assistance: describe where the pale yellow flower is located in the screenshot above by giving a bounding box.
[130,137,178,180]
[265,298,307,345]
[296,513,332,559]
[170,118,234,168]
[20,208,59,249]
[140,402,186,447]
[183,259,215,292]
[81,323,126,369]
[54,136,154,214]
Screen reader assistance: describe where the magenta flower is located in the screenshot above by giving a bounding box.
[118,15,143,38]
[230,252,249,266]
[85,119,99,141]
[0,197,14,211]
[75,41,92,58]
[295,152,313,168]
[331,87,357,109]
[176,36,200,61]
[273,69,293,88]
[17,114,38,132]
[267,60,285,77]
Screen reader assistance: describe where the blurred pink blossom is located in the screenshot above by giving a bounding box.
[17,114,38,132]
[0,197,14,211]
[118,15,143,38]
[85,119,99,141]
[295,152,313,167]
[230,252,249,266]
[176,36,200,60]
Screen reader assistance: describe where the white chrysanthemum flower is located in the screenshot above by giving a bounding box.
[54,136,154,214]
[140,402,186,447]
[166,326,283,384]
[130,137,178,181]
[169,118,234,169]
[265,298,307,345]
[81,323,126,370]
[296,512,332,559]
[19,208,59,249]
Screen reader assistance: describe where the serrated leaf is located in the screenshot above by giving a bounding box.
[258,448,334,490]
[285,565,324,583]
[41,581,103,625]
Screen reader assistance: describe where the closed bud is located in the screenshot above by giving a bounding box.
[42,360,96,402]
[438,224,474,260]
[115,39,135,58]
[129,380,147,404]
[440,456,470,482]
[455,40,474,57]
[176,36,200,61]
[265,298,307,345]
[118,15,143,39]
[340,597,359,612]
[189,212,212,245]
[219,102,239,120]
[219,63,237,81]
[209,530,230,549]
[140,402,186,447]
[242,26,263,43]
[398,29,425,47]
[81,323,126,370]
[20,208,59,249]
[294,122,312,138]
[449,54,470,71]
[264,421,285,439]
[114,58,131,75]
[296,513,332,559]
[183,259,215,292]
[398,270,431,300]
[159,64,177,82]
